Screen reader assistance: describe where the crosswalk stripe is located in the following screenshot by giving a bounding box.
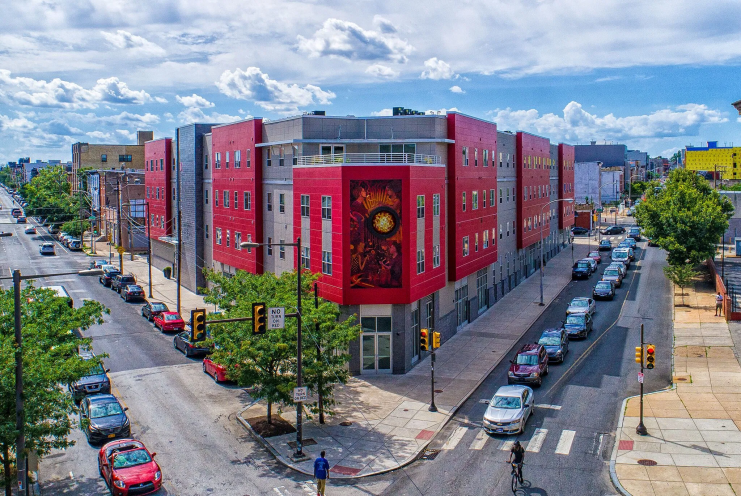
[526,428,548,453]
[534,404,561,410]
[499,440,514,451]
[469,429,489,450]
[442,426,468,450]
[555,430,576,455]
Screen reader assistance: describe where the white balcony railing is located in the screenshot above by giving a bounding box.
[296,153,441,166]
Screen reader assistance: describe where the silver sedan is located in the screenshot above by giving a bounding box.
[566,297,595,316]
[482,385,534,435]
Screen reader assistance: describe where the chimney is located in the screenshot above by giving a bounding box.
[137,131,154,145]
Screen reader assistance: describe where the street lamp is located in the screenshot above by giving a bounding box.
[540,198,574,306]
[240,237,307,460]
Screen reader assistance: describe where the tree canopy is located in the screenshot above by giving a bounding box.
[20,166,87,231]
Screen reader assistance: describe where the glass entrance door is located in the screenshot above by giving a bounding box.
[361,316,392,374]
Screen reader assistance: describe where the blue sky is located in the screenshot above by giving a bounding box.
[0,0,739,163]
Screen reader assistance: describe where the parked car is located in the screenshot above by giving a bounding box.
[99,267,121,287]
[628,227,642,241]
[507,344,549,387]
[571,226,589,236]
[154,312,186,332]
[623,237,637,250]
[538,328,569,363]
[39,242,55,255]
[203,357,229,382]
[593,280,616,300]
[563,312,593,339]
[24,226,36,234]
[16,216,26,224]
[602,267,624,288]
[61,234,74,246]
[598,239,612,251]
[174,331,211,358]
[69,352,111,402]
[57,231,68,241]
[608,261,628,277]
[566,297,596,316]
[588,251,602,264]
[141,301,169,322]
[79,394,131,444]
[572,260,592,280]
[583,257,598,273]
[68,239,82,251]
[482,385,534,435]
[611,248,631,267]
[98,439,162,496]
[111,274,137,293]
[601,225,626,235]
[121,284,145,302]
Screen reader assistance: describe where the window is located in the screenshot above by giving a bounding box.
[483,149,488,167]
[490,189,495,207]
[301,246,310,269]
[492,228,496,246]
[205,189,209,204]
[246,234,252,253]
[216,228,222,245]
[147,186,150,198]
[433,194,440,216]
[215,190,219,207]
[417,195,425,218]
[482,189,487,208]
[499,224,503,240]
[204,153,209,169]
[279,193,285,213]
[205,224,208,238]
[507,222,510,236]
[499,152,503,167]
[279,239,285,259]
[244,191,251,210]
[433,244,440,268]
[380,143,416,155]
[225,151,230,169]
[462,192,466,212]
[484,230,489,249]
[226,230,230,247]
[215,152,221,169]
[474,148,478,167]
[234,191,238,209]
[292,145,299,166]
[266,148,272,167]
[118,155,132,162]
[301,195,310,217]
[223,190,229,208]
[156,187,159,200]
[267,193,272,211]
[172,187,176,201]
[267,237,273,256]
[322,251,332,275]
[159,158,163,171]
[417,249,425,274]
[472,191,478,210]
[235,232,241,250]
[523,187,527,201]
[279,148,285,167]
[101,154,107,163]
[463,147,469,166]
[475,232,479,252]
[321,196,332,220]
[462,236,470,256]
[477,268,488,310]
[234,150,241,168]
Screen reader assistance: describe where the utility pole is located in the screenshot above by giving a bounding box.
[176,209,182,315]
[294,236,304,459]
[116,174,124,272]
[14,269,28,496]
[636,323,648,436]
[146,202,153,298]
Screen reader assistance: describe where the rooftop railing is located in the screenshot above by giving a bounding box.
[296,153,441,166]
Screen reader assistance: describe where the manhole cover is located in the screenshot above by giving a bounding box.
[339,421,352,426]
[435,389,444,393]
[419,449,440,461]
[637,459,657,466]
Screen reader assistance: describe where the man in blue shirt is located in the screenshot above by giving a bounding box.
[314,450,330,495]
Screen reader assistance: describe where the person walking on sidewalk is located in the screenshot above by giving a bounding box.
[716,292,724,316]
[314,450,330,496]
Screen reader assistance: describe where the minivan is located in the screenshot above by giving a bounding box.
[612,248,631,268]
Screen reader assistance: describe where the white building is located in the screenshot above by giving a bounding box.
[575,161,602,205]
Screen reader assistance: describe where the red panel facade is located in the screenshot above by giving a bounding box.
[211,119,263,274]
[144,138,172,238]
[446,113,498,281]
[558,144,575,229]
[517,132,552,249]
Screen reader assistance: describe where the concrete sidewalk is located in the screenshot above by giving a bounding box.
[240,236,593,478]
[612,269,741,496]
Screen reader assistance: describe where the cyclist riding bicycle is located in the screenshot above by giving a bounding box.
[508,440,525,483]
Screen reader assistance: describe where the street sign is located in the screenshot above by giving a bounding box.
[268,307,285,329]
[638,372,644,383]
[596,208,603,213]
[116,246,125,254]
[293,386,308,403]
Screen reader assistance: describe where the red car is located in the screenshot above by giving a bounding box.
[153,312,185,332]
[98,439,162,495]
[203,357,228,382]
[587,251,602,264]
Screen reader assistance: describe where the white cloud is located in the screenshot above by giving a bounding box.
[420,58,455,80]
[176,93,215,108]
[116,129,136,141]
[41,119,83,136]
[365,64,399,79]
[450,85,465,94]
[425,107,458,115]
[216,67,336,113]
[297,18,413,63]
[371,108,393,116]
[490,101,727,142]
[0,113,35,131]
[86,130,112,140]
[373,16,397,34]
[101,30,166,57]
[177,107,242,125]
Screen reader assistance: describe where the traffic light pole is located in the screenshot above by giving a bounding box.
[637,323,648,436]
[429,347,437,413]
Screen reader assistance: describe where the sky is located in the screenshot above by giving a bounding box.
[1,0,740,164]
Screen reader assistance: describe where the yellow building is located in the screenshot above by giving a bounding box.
[684,141,741,180]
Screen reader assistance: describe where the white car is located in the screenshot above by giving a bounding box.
[611,248,631,267]
[24,226,36,234]
[566,297,596,316]
[39,243,55,255]
[581,257,597,273]
[608,262,627,277]
[482,385,534,435]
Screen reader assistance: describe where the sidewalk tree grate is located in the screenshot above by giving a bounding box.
[287,439,317,449]
[339,421,353,426]
[637,459,657,466]
[419,449,441,461]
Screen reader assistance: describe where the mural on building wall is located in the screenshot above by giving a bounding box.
[350,179,403,288]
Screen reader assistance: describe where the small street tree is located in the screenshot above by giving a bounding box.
[663,264,697,306]
[0,286,107,496]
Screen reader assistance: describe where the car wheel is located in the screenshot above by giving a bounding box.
[537,377,543,387]
[544,363,549,376]
[184,347,190,358]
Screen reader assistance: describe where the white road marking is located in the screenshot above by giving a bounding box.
[469,429,489,450]
[534,404,561,410]
[555,430,576,455]
[526,428,548,453]
[273,487,288,496]
[302,481,317,493]
[499,440,515,451]
[442,426,468,450]
[68,471,74,479]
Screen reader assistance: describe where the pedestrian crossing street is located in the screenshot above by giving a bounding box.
[440,425,578,456]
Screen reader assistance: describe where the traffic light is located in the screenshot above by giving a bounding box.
[191,308,207,342]
[646,344,656,370]
[432,331,441,349]
[635,346,643,365]
[420,328,429,351]
[252,302,266,335]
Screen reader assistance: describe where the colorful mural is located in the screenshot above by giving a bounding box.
[350,180,403,288]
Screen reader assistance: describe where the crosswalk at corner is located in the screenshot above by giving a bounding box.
[439,424,584,457]
[272,481,317,495]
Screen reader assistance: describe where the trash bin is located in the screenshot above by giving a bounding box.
[163,267,172,279]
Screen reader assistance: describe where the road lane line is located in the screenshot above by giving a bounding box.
[526,428,548,453]
[442,426,468,450]
[555,430,576,455]
[534,404,561,410]
[469,429,489,450]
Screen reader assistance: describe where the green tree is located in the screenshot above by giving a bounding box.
[0,286,107,496]
[630,180,660,197]
[634,169,733,265]
[663,264,697,306]
[21,166,83,229]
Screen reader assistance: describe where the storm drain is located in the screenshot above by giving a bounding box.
[419,449,441,461]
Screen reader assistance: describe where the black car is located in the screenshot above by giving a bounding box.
[16,216,27,224]
[572,260,592,280]
[571,226,589,236]
[121,284,144,302]
[598,239,612,251]
[593,280,616,300]
[601,226,626,235]
[174,331,211,358]
[563,313,593,339]
[99,267,121,287]
[111,274,136,293]
[69,353,111,402]
[538,328,569,363]
[79,394,131,444]
[627,227,642,241]
[142,301,169,321]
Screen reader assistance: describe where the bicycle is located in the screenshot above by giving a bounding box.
[509,461,523,493]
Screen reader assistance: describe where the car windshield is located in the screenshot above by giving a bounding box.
[89,402,124,419]
[571,299,588,307]
[164,314,181,321]
[588,252,599,257]
[539,336,561,346]
[613,252,628,260]
[128,286,142,291]
[491,396,522,409]
[516,354,539,365]
[566,314,585,324]
[85,363,105,376]
[576,262,589,268]
[152,304,168,311]
[112,449,152,469]
[596,282,612,290]
[630,228,640,233]
[604,269,620,277]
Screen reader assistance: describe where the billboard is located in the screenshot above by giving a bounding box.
[349,180,402,289]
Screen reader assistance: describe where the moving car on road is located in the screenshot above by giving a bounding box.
[611,248,631,268]
[623,237,637,250]
[141,301,169,322]
[69,352,111,403]
[601,225,626,235]
[11,208,21,218]
[608,261,627,277]
[566,297,596,316]
[598,239,612,251]
[80,394,131,444]
[482,385,534,435]
[563,312,593,339]
[16,216,26,223]
[99,267,121,287]
[90,259,109,269]
[572,260,592,280]
[174,331,211,358]
[39,242,55,255]
[571,226,589,236]
[121,284,145,302]
[628,227,642,241]
[203,357,228,382]
[601,267,624,288]
[593,280,616,300]
[98,439,162,496]
[507,344,549,387]
[24,226,36,234]
[154,312,186,332]
[538,328,569,363]
[111,274,137,293]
